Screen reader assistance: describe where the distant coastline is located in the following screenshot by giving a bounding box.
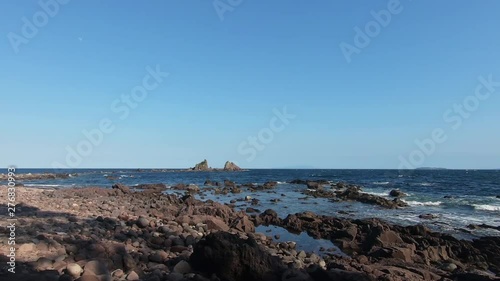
[415,167,448,170]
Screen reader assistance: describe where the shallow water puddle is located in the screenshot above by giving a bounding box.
[256,225,347,257]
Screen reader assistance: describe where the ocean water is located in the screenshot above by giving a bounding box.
[8,169,500,239]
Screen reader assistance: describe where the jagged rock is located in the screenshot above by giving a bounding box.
[204,217,230,231]
[336,187,408,209]
[135,183,166,193]
[192,159,210,171]
[112,183,131,194]
[389,189,406,197]
[224,161,242,171]
[231,215,255,233]
[224,180,236,188]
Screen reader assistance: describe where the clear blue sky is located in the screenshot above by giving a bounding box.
[1,1,499,169]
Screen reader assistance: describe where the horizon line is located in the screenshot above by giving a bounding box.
[7,167,500,171]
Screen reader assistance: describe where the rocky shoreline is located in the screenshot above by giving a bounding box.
[0,173,74,181]
[0,184,499,281]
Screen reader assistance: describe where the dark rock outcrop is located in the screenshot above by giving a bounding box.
[111,183,131,194]
[135,183,167,193]
[190,232,285,281]
[335,187,407,209]
[389,189,407,197]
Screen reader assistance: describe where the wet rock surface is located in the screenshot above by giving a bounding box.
[297,181,408,209]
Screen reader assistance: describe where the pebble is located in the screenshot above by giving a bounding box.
[36,257,53,270]
[66,263,83,278]
[126,271,140,280]
[297,250,307,259]
[167,273,184,281]
[137,217,149,228]
[111,269,124,278]
[173,260,192,274]
[84,260,109,275]
[440,263,457,272]
[76,275,100,281]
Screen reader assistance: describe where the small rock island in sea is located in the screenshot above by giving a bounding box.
[189,159,243,171]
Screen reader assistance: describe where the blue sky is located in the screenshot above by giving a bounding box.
[1,0,499,169]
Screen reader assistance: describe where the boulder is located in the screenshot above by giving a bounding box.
[204,217,230,231]
[187,184,200,193]
[173,260,192,274]
[306,181,321,189]
[231,215,255,233]
[419,214,439,220]
[76,276,100,281]
[190,232,285,281]
[290,179,308,184]
[66,263,84,278]
[112,183,131,194]
[389,189,406,197]
[224,180,236,188]
[84,259,109,275]
[136,217,149,228]
[204,180,218,186]
[263,181,278,189]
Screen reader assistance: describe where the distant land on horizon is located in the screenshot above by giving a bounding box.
[415,167,448,170]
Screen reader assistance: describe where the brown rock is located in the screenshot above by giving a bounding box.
[112,183,131,194]
[76,275,100,281]
[223,161,242,171]
[204,217,230,231]
[231,215,255,233]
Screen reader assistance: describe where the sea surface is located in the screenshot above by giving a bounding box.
[9,169,500,240]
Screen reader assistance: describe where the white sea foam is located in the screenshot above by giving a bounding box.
[277,181,285,184]
[404,200,442,206]
[363,191,389,197]
[415,183,433,186]
[473,204,500,211]
[24,184,74,188]
[372,181,390,185]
